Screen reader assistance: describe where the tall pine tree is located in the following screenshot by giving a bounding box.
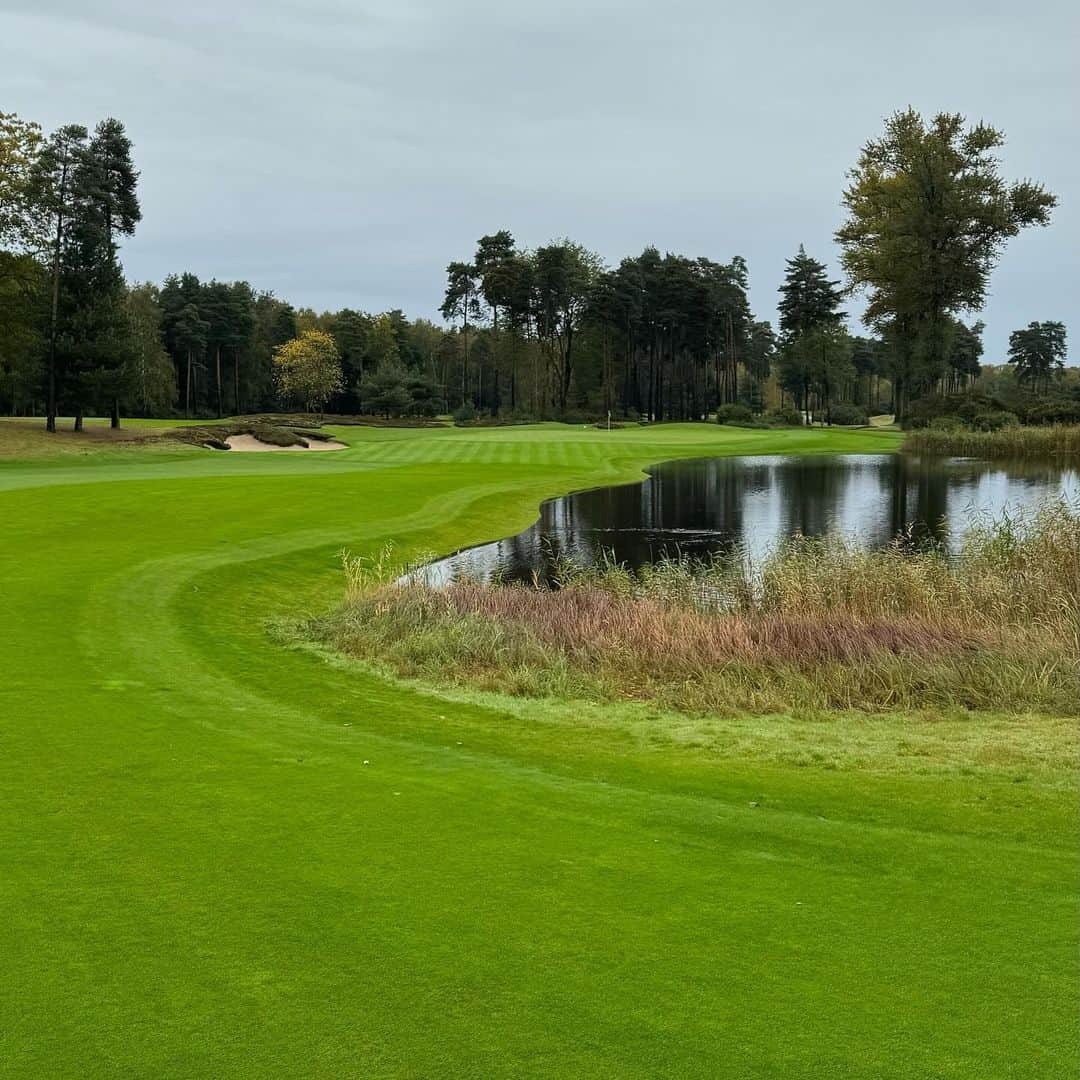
[776,246,845,416]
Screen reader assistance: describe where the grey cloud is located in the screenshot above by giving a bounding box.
[2,0,1075,358]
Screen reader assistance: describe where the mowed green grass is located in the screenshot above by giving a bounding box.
[0,421,1075,1078]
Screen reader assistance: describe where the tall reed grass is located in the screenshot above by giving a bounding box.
[904,424,1080,459]
[312,504,1080,715]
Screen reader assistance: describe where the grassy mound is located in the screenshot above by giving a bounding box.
[178,421,312,448]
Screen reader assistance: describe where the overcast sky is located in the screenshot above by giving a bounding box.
[3,0,1076,361]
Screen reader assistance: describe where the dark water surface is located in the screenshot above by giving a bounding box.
[415,454,1079,586]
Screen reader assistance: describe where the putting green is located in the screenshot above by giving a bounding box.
[1,422,1074,1078]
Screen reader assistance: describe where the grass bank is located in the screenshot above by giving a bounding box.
[2,420,1076,1078]
[905,422,1080,458]
[0,415,203,459]
[309,503,1080,715]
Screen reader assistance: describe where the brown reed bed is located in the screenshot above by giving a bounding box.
[308,503,1080,715]
[904,423,1080,459]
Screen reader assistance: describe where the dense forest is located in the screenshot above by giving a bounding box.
[0,108,1071,428]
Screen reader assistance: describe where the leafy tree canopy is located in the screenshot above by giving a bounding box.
[272,329,343,412]
[1008,321,1067,393]
[836,108,1056,416]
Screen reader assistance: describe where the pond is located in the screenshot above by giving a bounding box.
[412,454,1080,586]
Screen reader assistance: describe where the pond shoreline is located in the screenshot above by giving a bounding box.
[406,451,1080,587]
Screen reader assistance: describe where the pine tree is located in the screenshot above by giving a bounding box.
[776,247,845,416]
[777,246,844,339]
[1008,322,1067,394]
[77,119,140,427]
[173,302,209,416]
[28,124,87,430]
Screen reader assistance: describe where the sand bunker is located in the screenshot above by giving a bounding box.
[224,433,346,452]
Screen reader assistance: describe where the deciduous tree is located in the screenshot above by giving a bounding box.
[532,239,602,412]
[272,329,343,414]
[836,109,1057,419]
[0,111,43,252]
[122,283,175,415]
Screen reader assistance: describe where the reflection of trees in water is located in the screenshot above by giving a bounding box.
[537,462,754,571]
[890,457,1079,550]
[886,456,950,548]
[649,459,747,560]
[428,455,1076,585]
[772,458,852,538]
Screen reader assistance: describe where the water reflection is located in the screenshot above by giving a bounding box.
[415,454,1079,586]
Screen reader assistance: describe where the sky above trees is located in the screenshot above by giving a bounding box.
[3,0,1076,362]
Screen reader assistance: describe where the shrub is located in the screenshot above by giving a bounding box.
[716,403,753,424]
[827,403,869,426]
[904,392,1014,431]
[1026,400,1080,425]
[765,405,803,427]
[249,425,308,447]
[972,411,1018,432]
[928,416,965,432]
[452,403,477,424]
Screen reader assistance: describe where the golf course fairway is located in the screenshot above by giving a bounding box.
[1,422,1075,1078]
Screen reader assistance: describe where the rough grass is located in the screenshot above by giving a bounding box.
[0,416,188,458]
[0,415,397,459]
[247,424,309,447]
[905,423,1080,458]
[177,420,313,448]
[311,504,1080,715]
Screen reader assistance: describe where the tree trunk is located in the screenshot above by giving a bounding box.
[462,303,470,408]
[111,398,120,429]
[185,349,192,416]
[559,328,574,413]
[643,339,652,419]
[893,377,906,423]
[73,408,83,432]
[509,336,517,411]
[46,163,68,435]
[491,309,501,416]
[216,347,223,418]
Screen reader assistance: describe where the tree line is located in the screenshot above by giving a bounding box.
[1,114,140,429]
[434,110,1062,423]
[0,107,1065,428]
